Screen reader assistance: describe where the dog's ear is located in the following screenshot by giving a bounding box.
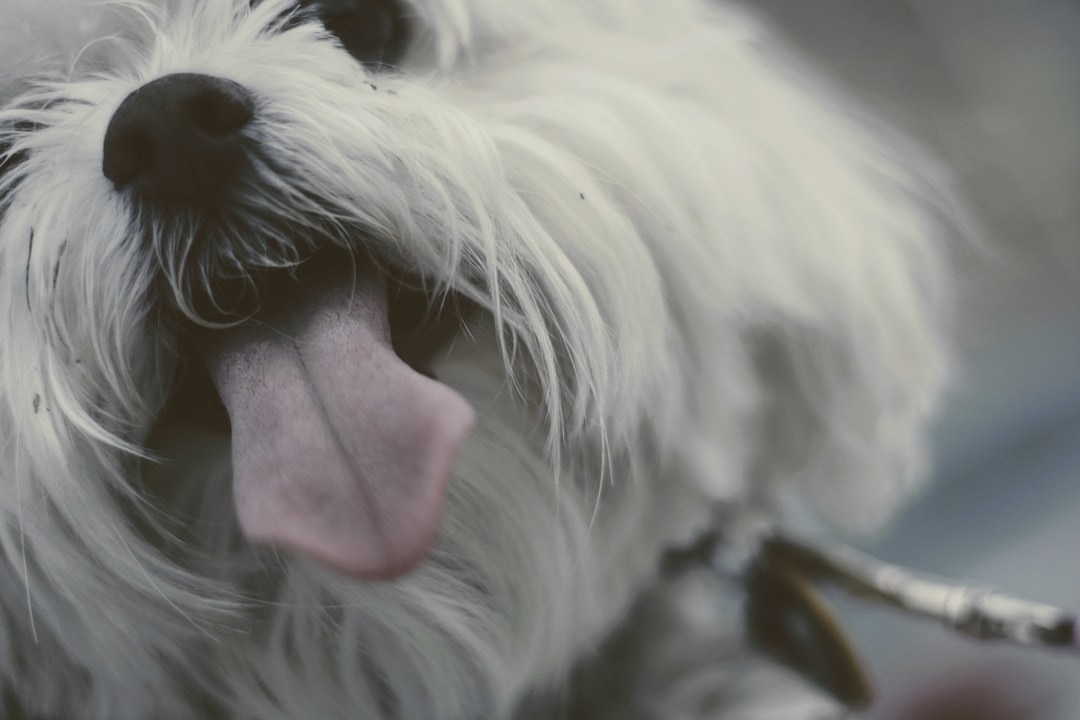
[744,134,961,536]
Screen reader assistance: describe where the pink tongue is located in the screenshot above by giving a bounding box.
[198,261,474,580]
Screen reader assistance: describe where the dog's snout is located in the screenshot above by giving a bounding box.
[102,73,255,205]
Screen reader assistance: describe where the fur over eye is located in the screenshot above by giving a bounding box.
[297,0,408,67]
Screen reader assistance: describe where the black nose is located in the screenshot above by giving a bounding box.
[102,73,255,205]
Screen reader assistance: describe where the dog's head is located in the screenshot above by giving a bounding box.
[0,1,957,717]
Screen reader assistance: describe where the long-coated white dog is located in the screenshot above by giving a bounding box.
[0,1,963,717]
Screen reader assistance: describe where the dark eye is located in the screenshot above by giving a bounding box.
[298,0,408,68]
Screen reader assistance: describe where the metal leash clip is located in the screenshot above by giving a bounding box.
[670,516,1079,711]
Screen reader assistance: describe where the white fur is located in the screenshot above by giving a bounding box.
[0,1,962,717]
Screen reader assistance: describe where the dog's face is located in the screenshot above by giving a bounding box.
[0,1,955,718]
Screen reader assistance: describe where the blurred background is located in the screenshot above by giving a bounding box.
[742,1,1080,717]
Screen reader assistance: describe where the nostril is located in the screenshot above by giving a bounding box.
[103,130,153,187]
[190,86,254,137]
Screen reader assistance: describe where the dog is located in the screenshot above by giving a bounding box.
[0,1,962,717]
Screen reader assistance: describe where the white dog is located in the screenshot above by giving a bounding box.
[0,1,961,718]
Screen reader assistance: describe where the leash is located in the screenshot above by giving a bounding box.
[663,514,1079,710]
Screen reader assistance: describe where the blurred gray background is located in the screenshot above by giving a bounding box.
[743,1,1080,717]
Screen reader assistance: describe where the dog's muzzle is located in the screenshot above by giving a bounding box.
[103,74,476,580]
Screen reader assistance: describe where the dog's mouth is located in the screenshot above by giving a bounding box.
[158,245,476,580]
